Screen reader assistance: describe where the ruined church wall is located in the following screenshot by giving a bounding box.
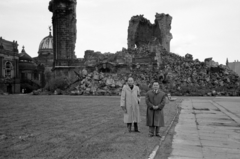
[127,13,172,52]
[155,13,172,52]
[127,17,140,49]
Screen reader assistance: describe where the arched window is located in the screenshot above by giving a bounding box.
[5,61,13,78]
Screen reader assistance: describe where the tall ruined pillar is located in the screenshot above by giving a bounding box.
[127,15,141,49]
[155,13,172,52]
[48,0,77,69]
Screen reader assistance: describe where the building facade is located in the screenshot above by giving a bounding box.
[19,47,44,93]
[228,60,240,76]
[0,37,20,93]
[0,37,45,94]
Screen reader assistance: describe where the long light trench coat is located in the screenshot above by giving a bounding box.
[120,84,141,123]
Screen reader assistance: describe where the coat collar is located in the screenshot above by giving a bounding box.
[152,89,160,94]
[126,84,136,91]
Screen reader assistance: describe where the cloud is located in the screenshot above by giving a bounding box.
[0,0,43,7]
[78,0,98,8]
[171,34,197,53]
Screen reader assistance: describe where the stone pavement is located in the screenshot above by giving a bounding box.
[168,98,240,159]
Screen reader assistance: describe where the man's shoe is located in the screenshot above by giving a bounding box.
[155,127,161,137]
[133,123,140,132]
[127,123,132,132]
[148,134,154,137]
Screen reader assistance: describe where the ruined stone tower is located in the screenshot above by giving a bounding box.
[48,0,77,70]
[127,13,172,52]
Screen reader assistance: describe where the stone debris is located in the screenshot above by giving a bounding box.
[62,44,240,96]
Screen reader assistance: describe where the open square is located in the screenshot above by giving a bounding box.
[0,95,178,159]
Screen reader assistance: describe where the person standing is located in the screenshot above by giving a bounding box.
[120,77,141,132]
[145,81,166,137]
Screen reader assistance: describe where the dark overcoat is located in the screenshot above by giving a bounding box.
[145,89,166,127]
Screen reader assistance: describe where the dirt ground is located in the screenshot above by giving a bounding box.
[0,95,179,159]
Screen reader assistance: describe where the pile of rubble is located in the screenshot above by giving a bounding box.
[156,52,240,96]
[68,69,126,96]
[63,46,240,96]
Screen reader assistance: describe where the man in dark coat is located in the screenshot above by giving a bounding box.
[145,81,166,137]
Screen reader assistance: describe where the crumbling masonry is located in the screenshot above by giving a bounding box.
[49,0,77,69]
[127,13,172,52]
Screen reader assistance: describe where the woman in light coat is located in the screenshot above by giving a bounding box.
[120,77,141,132]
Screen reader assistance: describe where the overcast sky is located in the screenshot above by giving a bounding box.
[1,0,240,64]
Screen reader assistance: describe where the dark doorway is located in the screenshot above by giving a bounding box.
[7,84,12,94]
[99,63,111,73]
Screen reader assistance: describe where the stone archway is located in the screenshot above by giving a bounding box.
[97,62,116,73]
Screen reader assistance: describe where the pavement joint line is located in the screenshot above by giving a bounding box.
[147,99,182,159]
[191,99,204,158]
[210,101,240,124]
[215,97,240,99]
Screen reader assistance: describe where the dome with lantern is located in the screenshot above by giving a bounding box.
[38,31,53,56]
[34,27,54,67]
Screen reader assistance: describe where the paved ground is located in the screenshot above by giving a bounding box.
[168,97,240,159]
[0,95,179,159]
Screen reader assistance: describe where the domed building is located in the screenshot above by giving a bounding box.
[19,46,43,93]
[19,46,37,77]
[0,35,46,94]
[33,30,53,68]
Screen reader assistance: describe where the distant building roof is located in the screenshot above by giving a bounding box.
[0,37,18,53]
[19,46,32,61]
